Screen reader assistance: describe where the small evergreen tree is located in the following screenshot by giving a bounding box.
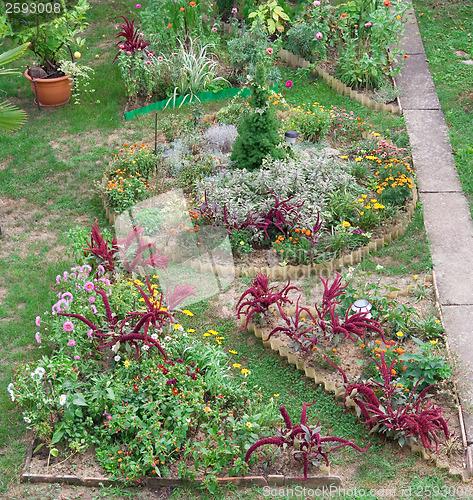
[230,63,285,170]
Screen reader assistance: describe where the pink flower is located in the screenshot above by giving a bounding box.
[84,281,94,292]
[232,7,237,13]
[63,321,74,332]
[126,51,132,55]
[313,0,320,5]
[212,27,218,32]
[136,3,141,7]
[315,32,323,39]
[157,56,163,61]
[145,60,152,65]
[277,26,283,32]
[138,33,144,37]
[365,22,372,27]
[74,355,80,360]
[119,44,125,49]
[35,316,41,327]
[285,80,293,88]
[68,339,76,347]
[35,332,41,344]
[89,296,95,304]
[91,305,98,314]
[266,47,274,55]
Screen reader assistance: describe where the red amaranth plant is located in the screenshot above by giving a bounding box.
[113,16,151,62]
[236,272,298,329]
[84,219,118,272]
[326,352,450,452]
[244,402,371,481]
[58,276,174,360]
[265,273,389,351]
[116,224,169,274]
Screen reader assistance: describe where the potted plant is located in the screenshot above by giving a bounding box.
[6,0,90,107]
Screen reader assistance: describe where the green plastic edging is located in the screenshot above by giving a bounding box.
[125,85,279,120]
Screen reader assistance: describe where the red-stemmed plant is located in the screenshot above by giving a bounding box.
[244,402,371,481]
[237,272,298,329]
[325,352,450,452]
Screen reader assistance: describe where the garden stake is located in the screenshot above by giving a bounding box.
[154,111,158,155]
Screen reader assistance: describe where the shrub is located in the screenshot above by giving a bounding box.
[203,124,238,153]
[230,63,285,170]
[215,99,250,126]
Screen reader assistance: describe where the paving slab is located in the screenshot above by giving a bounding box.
[403,110,462,193]
[395,54,441,110]
[441,305,473,413]
[399,10,426,55]
[421,192,473,305]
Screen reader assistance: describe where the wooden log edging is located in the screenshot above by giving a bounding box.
[241,315,469,482]
[277,48,401,115]
[102,189,418,281]
[20,440,342,489]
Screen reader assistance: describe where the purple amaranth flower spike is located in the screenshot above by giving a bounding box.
[245,402,370,481]
[165,283,198,311]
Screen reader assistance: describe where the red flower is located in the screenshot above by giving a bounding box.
[383,0,390,5]
[172,388,179,395]
[341,12,347,17]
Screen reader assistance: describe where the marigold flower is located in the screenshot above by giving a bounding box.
[180,6,185,10]
[189,1,196,5]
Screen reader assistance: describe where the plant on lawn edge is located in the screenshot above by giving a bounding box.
[326,351,450,452]
[244,402,371,480]
[265,273,392,353]
[237,272,298,329]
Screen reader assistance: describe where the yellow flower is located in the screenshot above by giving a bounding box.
[413,275,418,280]
[396,331,404,337]
[229,350,238,354]
[241,368,249,374]
[430,340,438,345]
[182,310,194,316]
[204,406,212,413]
[274,394,279,397]
[134,279,144,286]
[208,329,218,335]
[355,157,362,162]
[152,275,159,278]
[124,360,131,367]
[435,320,440,325]
[173,324,182,330]
[342,221,350,227]
[341,155,348,159]
[203,333,211,337]
[246,422,252,428]
[216,336,225,340]
[361,194,367,199]
[187,328,195,333]
[233,363,242,368]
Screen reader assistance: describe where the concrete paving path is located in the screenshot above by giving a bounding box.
[396,10,473,444]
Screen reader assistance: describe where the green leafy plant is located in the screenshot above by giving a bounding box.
[0,42,29,131]
[248,0,290,35]
[287,103,332,143]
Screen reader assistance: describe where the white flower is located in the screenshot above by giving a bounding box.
[112,341,121,353]
[59,394,67,406]
[151,333,159,340]
[34,367,46,378]
[23,416,31,424]
[114,355,121,362]
[142,345,150,351]
[376,264,384,271]
[7,383,15,401]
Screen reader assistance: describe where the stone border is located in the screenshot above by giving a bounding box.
[102,188,418,281]
[20,440,342,489]
[241,313,468,482]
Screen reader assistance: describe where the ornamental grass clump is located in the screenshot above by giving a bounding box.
[245,402,371,481]
[230,62,286,170]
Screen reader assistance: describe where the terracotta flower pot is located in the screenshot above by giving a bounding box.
[24,69,72,108]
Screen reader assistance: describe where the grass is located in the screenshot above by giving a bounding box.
[0,0,469,498]
[414,0,473,214]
